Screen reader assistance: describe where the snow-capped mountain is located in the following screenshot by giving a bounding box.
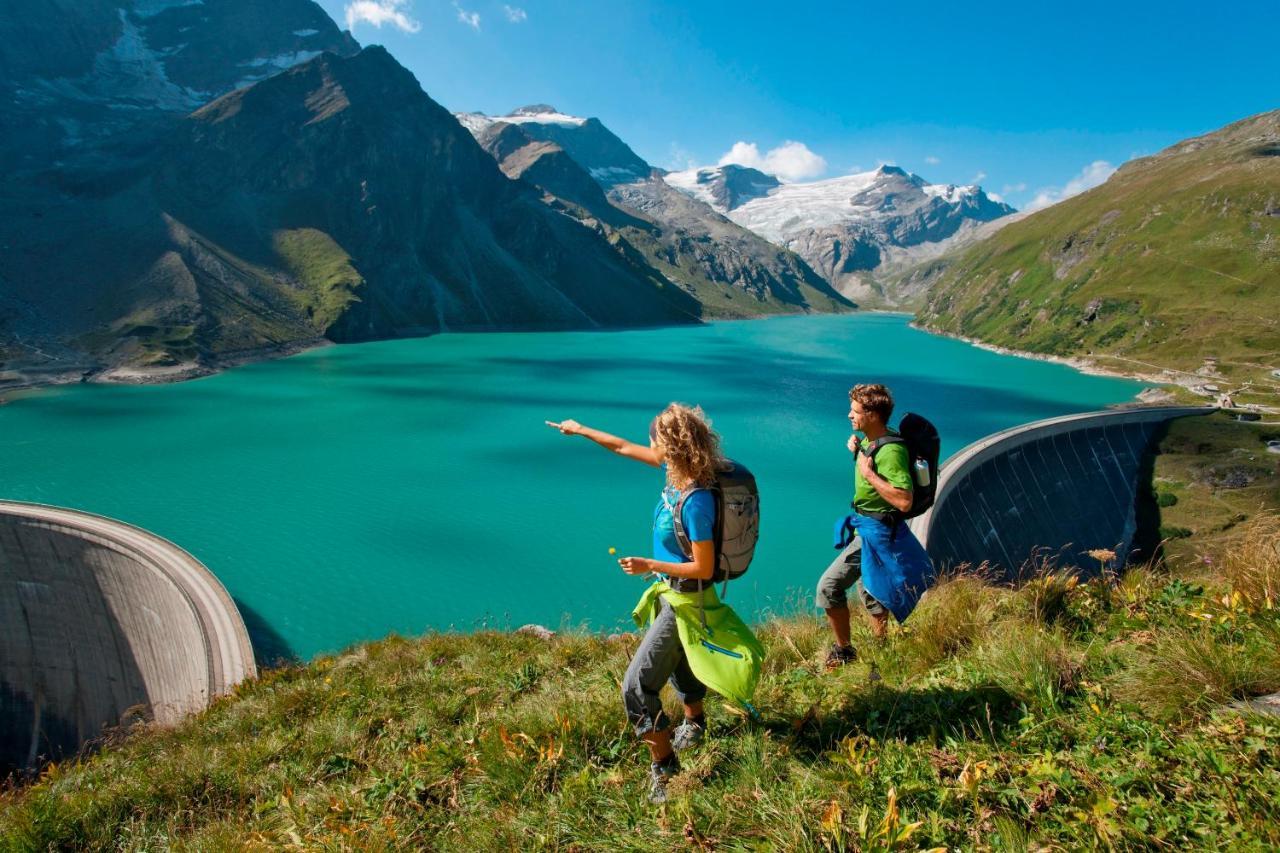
[454,107,852,316]
[0,10,711,383]
[663,164,781,212]
[456,105,651,185]
[663,163,1016,305]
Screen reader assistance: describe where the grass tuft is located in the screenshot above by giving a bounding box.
[1112,624,1280,721]
[1219,515,1280,612]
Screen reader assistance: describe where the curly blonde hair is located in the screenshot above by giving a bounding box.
[650,403,725,488]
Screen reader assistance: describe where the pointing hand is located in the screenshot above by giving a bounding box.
[546,419,583,435]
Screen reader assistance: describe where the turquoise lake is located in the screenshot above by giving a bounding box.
[0,315,1145,660]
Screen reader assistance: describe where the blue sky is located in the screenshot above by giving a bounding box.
[317,0,1279,210]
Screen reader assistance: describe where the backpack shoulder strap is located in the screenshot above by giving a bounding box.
[861,433,905,473]
[670,486,716,561]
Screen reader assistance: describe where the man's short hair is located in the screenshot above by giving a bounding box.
[849,383,894,422]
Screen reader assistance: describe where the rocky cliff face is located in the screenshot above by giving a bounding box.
[458,109,852,317]
[665,164,1016,307]
[0,0,358,173]
[160,49,697,337]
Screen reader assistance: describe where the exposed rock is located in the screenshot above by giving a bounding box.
[665,163,1017,306]
[1230,692,1280,717]
[458,111,851,317]
[516,624,556,640]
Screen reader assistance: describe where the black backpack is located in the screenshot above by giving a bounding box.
[862,412,940,521]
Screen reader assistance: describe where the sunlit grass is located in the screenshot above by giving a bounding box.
[4,539,1280,850]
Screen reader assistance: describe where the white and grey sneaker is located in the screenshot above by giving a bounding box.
[648,755,680,804]
[671,717,706,752]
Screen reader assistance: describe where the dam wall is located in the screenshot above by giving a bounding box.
[0,502,255,772]
[911,406,1212,579]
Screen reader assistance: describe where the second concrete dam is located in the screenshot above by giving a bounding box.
[912,406,1212,577]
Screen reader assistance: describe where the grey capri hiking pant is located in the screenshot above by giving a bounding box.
[622,597,708,735]
[815,538,888,616]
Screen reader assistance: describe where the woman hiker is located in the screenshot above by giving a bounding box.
[548,404,727,804]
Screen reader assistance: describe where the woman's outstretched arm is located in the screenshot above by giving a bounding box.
[547,419,662,467]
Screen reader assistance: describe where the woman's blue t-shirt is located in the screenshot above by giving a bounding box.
[652,485,716,563]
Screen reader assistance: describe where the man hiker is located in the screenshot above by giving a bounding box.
[816,383,936,668]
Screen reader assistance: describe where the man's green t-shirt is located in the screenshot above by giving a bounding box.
[854,435,913,515]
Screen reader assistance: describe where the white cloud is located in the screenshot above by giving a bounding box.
[924,155,941,165]
[987,191,1005,203]
[717,140,827,182]
[454,2,480,29]
[1002,182,1027,194]
[971,171,987,184]
[344,0,420,33]
[1025,160,1116,211]
[503,4,527,22]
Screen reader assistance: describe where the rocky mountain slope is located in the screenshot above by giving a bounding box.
[458,107,852,317]
[918,110,1280,379]
[0,4,712,386]
[0,0,359,175]
[665,164,1016,306]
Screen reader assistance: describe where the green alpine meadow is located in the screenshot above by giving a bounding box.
[3,514,1278,850]
[917,110,1280,399]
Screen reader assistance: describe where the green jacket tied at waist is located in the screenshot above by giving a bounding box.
[631,580,765,716]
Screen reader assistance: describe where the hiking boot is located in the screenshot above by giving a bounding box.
[648,754,680,804]
[824,643,857,669]
[672,716,706,752]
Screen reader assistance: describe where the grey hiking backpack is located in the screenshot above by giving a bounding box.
[671,461,760,585]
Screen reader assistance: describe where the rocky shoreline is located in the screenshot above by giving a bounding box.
[907,321,1231,405]
[0,339,329,404]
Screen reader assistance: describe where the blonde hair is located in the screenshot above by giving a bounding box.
[650,403,725,488]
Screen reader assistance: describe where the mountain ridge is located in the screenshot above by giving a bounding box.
[664,163,1016,306]
[0,42,706,387]
[457,107,854,318]
[917,109,1280,391]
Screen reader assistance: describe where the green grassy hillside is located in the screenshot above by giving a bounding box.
[1150,412,1280,563]
[919,111,1280,389]
[4,525,1279,850]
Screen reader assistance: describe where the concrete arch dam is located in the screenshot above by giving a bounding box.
[912,406,1212,578]
[1,502,256,772]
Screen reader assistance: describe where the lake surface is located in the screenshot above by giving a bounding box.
[0,315,1145,660]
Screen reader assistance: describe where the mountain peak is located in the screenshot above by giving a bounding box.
[876,164,908,177]
[454,106,648,186]
[512,104,560,116]
[663,164,781,212]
